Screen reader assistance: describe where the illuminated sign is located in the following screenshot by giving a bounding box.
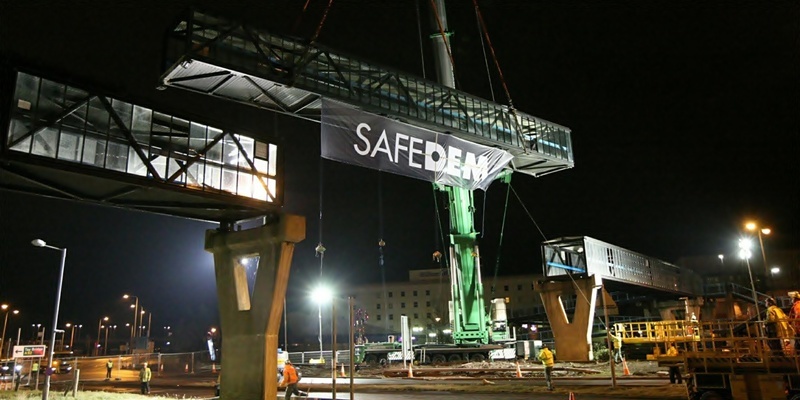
[13,345,46,358]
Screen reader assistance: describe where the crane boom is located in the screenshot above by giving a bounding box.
[431,0,509,346]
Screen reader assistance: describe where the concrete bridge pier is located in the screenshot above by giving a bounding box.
[535,274,605,361]
[204,214,305,400]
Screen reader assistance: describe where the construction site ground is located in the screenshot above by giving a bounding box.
[296,359,688,399]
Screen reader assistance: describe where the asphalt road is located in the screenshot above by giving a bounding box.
[17,359,675,400]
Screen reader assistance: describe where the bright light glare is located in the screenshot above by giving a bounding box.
[762,228,771,235]
[745,222,756,231]
[312,286,333,303]
[771,267,780,274]
[738,238,752,250]
[718,254,724,261]
[738,249,752,260]
[31,239,46,247]
[428,332,436,337]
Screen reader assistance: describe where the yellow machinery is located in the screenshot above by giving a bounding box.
[617,319,800,400]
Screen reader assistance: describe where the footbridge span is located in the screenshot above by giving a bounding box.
[534,236,703,361]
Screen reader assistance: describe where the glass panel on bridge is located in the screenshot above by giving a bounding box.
[7,71,279,203]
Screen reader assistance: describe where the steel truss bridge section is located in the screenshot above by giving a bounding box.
[1,69,283,223]
[160,9,574,178]
[541,236,703,296]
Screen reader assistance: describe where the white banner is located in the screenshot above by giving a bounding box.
[321,100,513,191]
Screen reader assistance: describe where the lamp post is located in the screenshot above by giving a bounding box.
[96,317,109,356]
[123,294,139,352]
[312,285,332,360]
[2,305,20,357]
[745,222,771,278]
[31,238,67,400]
[104,325,117,355]
[65,323,80,350]
[138,309,146,337]
[738,238,761,320]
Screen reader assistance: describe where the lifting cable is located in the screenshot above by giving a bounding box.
[415,0,428,80]
[309,0,335,44]
[431,185,450,311]
[471,0,514,109]
[472,1,528,147]
[473,3,496,103]
[509,183,604,329]
[291,0,314,35]
[292,0,335,75]
[377,171,389,328]
[490,181,512,296]
[315,157,326,278]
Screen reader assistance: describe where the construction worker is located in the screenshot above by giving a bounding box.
[106,359,113,380]
[282,360,307,399]
[789,291,800,352]
[612,330,624,363]
[765,298,793,356]
[537,343,555,391]
[666,344,682,384]
[139,362,152,395]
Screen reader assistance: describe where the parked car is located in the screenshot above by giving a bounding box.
[39,358,73,374]
[0,360,22,381]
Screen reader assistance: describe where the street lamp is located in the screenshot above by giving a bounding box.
[738,238,761,320]
[312,285,332,359]
[123,294,139,352]
[65,323,80,350]
[96,317,109,356]
[31,238,67,400]
[103,325,117,355]
[139,309,146,337]
[2,305,20,358]
[745,222,771,277]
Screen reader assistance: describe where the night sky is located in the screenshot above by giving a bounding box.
[0,1,797,348]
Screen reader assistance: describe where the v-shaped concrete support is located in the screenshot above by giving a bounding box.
[204,214,305,400]
[535,275,603,361]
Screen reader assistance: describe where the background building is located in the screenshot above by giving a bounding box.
[349,269,544,342]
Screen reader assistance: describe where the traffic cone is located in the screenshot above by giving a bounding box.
[569,392,576,400]
[407,363,414,378]
[212,362,216,373]
[622,357,631,376]
[339,363,346,378]
[515,361,522,378]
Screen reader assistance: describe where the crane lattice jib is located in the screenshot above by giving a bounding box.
[161,10,574,178]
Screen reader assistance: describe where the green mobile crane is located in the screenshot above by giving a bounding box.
[359,1,527,365]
